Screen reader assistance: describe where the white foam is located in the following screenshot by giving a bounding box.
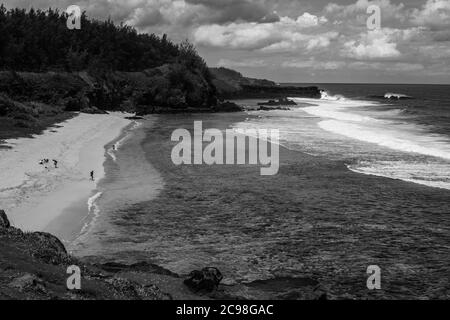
[384,92,412,99]
[319,120,450,161]
[348,162,450,190]
[248,95,450,190]
[320,90,346,101]
[80,191,103,235]
[107,121,143,163]
[292,96,450,161]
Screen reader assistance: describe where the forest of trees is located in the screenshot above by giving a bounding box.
[0,6,230,116]
[0,5,209,77]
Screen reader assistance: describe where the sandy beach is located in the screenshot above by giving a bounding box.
[0,112,133,234]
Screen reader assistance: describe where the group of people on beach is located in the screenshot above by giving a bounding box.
[38,158,58,170]
[38,158,95,181]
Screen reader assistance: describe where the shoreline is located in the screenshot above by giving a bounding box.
[0,112,133,236]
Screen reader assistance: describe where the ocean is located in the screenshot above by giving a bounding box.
[236,84,450,190]
[68,84,450,299]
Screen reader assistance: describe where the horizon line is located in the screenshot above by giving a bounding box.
[278,82,450,86]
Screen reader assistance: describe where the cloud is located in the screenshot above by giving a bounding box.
[282,59,346,70]
[324,0,407,26]
[217,58,267,68]
[348,61,425,72]
[341,29,402,60]
[411,0,450,30]
[193,13,332,51]
[185,0,280,23]
[295,12,328,27]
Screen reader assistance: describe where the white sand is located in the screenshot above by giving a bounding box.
[0,112,133,232]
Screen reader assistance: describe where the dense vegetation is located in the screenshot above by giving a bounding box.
[0,5,207,75]
[0,5,235,122]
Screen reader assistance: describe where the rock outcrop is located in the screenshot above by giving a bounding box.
[0,210,174,300]
[184,267,223,293]
[257,98,297,106]
[210,67,321,99]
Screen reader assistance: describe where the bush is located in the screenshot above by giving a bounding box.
[64,97,82,111]
[15,120,32,128]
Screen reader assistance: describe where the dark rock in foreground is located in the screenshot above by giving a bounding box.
[184,267,223,293]
[0,210,172,300]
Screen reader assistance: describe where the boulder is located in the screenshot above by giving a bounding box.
[0,209,10,228]
[32,232,68,255]
[184,267,223,293]
[26,231,69,264]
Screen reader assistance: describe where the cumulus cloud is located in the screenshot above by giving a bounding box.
[411,0,450,30]
[185,0,280,23]
[295,12,328,27]
[341,29,402,60]
[193,13,332,51]
[324,0,407,27]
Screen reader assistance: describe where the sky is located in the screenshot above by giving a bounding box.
[4,0,450,84]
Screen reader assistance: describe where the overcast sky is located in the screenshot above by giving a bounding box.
[4,0,450,83]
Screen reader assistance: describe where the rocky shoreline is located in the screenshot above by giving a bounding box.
[0,209,326,300]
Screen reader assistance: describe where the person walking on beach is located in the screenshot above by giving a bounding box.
[53,160,58,168]
[90,170,94,181]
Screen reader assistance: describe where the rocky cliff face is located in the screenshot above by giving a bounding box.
[210,67,321,99]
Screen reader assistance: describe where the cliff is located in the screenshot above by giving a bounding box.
[210,67,321,99]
